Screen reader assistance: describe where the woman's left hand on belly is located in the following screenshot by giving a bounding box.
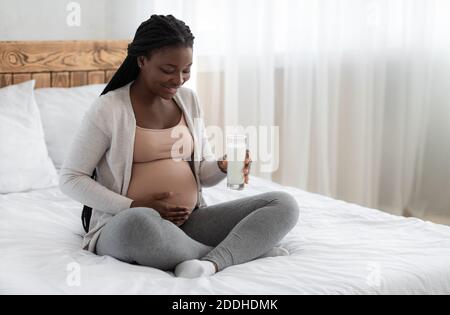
[218,149,252,184]
[173,205,193,226]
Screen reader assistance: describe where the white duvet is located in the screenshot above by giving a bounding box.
[1,176,450,295]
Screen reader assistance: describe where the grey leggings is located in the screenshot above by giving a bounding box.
[96,191,299,271]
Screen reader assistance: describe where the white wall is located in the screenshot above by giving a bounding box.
[105,0,154,40]
[0,0,113,40]
[0,0,188,41]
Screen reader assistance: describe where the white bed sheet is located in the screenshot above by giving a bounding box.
[1,176,450,295]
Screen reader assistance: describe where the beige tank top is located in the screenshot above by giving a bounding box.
[126,112,198,210]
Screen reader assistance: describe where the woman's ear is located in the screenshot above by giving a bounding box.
[137,56,146,68]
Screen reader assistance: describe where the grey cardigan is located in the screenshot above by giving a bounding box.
[59,82,226,252]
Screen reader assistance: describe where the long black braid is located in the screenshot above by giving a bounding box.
[101,14,195,96]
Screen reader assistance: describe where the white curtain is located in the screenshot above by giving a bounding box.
[111,0,450,218]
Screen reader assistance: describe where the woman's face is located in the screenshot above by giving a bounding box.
[138,46,193,100]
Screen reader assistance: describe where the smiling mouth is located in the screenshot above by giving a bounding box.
[162,85,179,93]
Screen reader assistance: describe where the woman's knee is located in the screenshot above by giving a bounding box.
[113,207,164,244]
[124,207,161,219]
[116,206,159,225]
[268,191,300,224]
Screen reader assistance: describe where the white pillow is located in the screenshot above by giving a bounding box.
[0,80,58,193]
[34,84,106,169]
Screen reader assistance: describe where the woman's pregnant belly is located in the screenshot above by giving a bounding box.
[126,159,198,210]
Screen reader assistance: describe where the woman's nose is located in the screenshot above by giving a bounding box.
[172,72,183,86]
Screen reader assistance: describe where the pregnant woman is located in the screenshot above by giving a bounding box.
[59,14,299,278]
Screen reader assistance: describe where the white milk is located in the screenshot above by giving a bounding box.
[226,135,247,190]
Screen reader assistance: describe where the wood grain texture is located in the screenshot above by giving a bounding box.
[0,40,128,73]
[0,40,128,88]
[105,70,116,82]
[88,71,105,84]
[0,73,12,87]
[70,71,88,87]
[32,73,51,88]
[12,73,32,84]
[51,72,70,87]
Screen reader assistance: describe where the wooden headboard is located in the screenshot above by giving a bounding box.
[0,40,129,88]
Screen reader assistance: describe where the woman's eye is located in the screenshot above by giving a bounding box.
[160,68,191,74]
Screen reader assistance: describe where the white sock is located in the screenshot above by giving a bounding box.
[258,246,290,258]
[174,259,217,278]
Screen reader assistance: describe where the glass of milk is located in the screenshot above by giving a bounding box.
[226,134,248,190]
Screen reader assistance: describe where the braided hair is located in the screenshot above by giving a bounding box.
[101,14,195,95]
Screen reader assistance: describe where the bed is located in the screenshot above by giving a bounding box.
[1,40,450,295]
